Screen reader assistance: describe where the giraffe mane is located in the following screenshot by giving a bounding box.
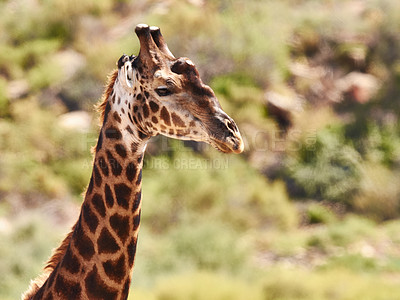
[44,223,77,272]
[22,223,77,300]
[23,71,119,300]
[98,69,118,125]
[42,70,118,274]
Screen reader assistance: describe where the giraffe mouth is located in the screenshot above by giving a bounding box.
[210,136,244,154]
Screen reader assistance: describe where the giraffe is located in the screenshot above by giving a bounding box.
[23,24,244,300]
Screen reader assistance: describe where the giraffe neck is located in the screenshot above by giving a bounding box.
[31,89,149,300]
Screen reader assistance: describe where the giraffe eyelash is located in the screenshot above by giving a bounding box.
[155,86,172,97]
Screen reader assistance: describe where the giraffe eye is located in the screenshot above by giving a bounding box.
[155,86,172,97]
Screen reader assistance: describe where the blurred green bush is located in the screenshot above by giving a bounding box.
[286,126,361,203]
[0,99,93,201]
[0,213,64,300]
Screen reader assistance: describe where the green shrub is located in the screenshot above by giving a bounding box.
[262,269,316,300]
[143,147,298,232]
[150,0,292,85]
[0,214,64,300]
[324,254,379,273]
[354,164,400,221]
[210,73,266,126]
[152,272,261,300]
[133,223,248,288]
[129,267,400,300]
[0,99,93,199]
[0,77,9,117]
[306,203,337,225]
[166,220,248,273]
[260,267,400,300]
[364,123,400,166]
[286,125,361,203]
[27,59,63,91]
[307,215,376,251]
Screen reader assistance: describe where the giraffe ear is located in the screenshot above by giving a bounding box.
[124,60,135,88]
[117,54,129,69]
[117,54,135,88]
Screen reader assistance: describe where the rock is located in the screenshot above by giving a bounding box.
[53,50,86,81]
[7,80,29,100]
[58,110,92,133]
[336,72,380,103]
[265,90,303,131]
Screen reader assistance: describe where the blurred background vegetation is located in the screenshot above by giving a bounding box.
[1,0,400,299]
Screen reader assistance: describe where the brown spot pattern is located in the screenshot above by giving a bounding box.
[133,210,141,230]
[114,183,131,210]
[122,278,131,300]
[62,247,80,275]
[104,184,114,208]
[98,156,109,176]
[171,112,185,127]
[132,192,141,213]
[92,193,106,217]
[86,177,94,196]
[55,275,82,299]
[93,165,102,187]
[95,132,103,152]
[74,222,95,261]
[85,265,118,299]
[110,213,130,244]
[115,144,127,158]
[126,162,137,182]
[142,104,149,118]
[82,202,99,233]
[98,228,120,254]
[102,254,126,283]
[105,126,122,140]
[126,126,134,134]
[106,150,122,176]
[103,103,111,124]
[136,169,142,185]
[149,101,159,112]
[160,106,171,126]
[127,238,137,268]
[113,111,121,123]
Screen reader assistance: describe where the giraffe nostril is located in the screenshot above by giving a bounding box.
[225,119,237,133]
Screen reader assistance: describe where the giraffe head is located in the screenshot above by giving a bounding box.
[114,24,243,154]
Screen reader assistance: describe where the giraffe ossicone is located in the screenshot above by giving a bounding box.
[23,24,243,300]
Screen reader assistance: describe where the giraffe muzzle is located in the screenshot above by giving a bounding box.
[211,135,244,154]
[208,114,244,154]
